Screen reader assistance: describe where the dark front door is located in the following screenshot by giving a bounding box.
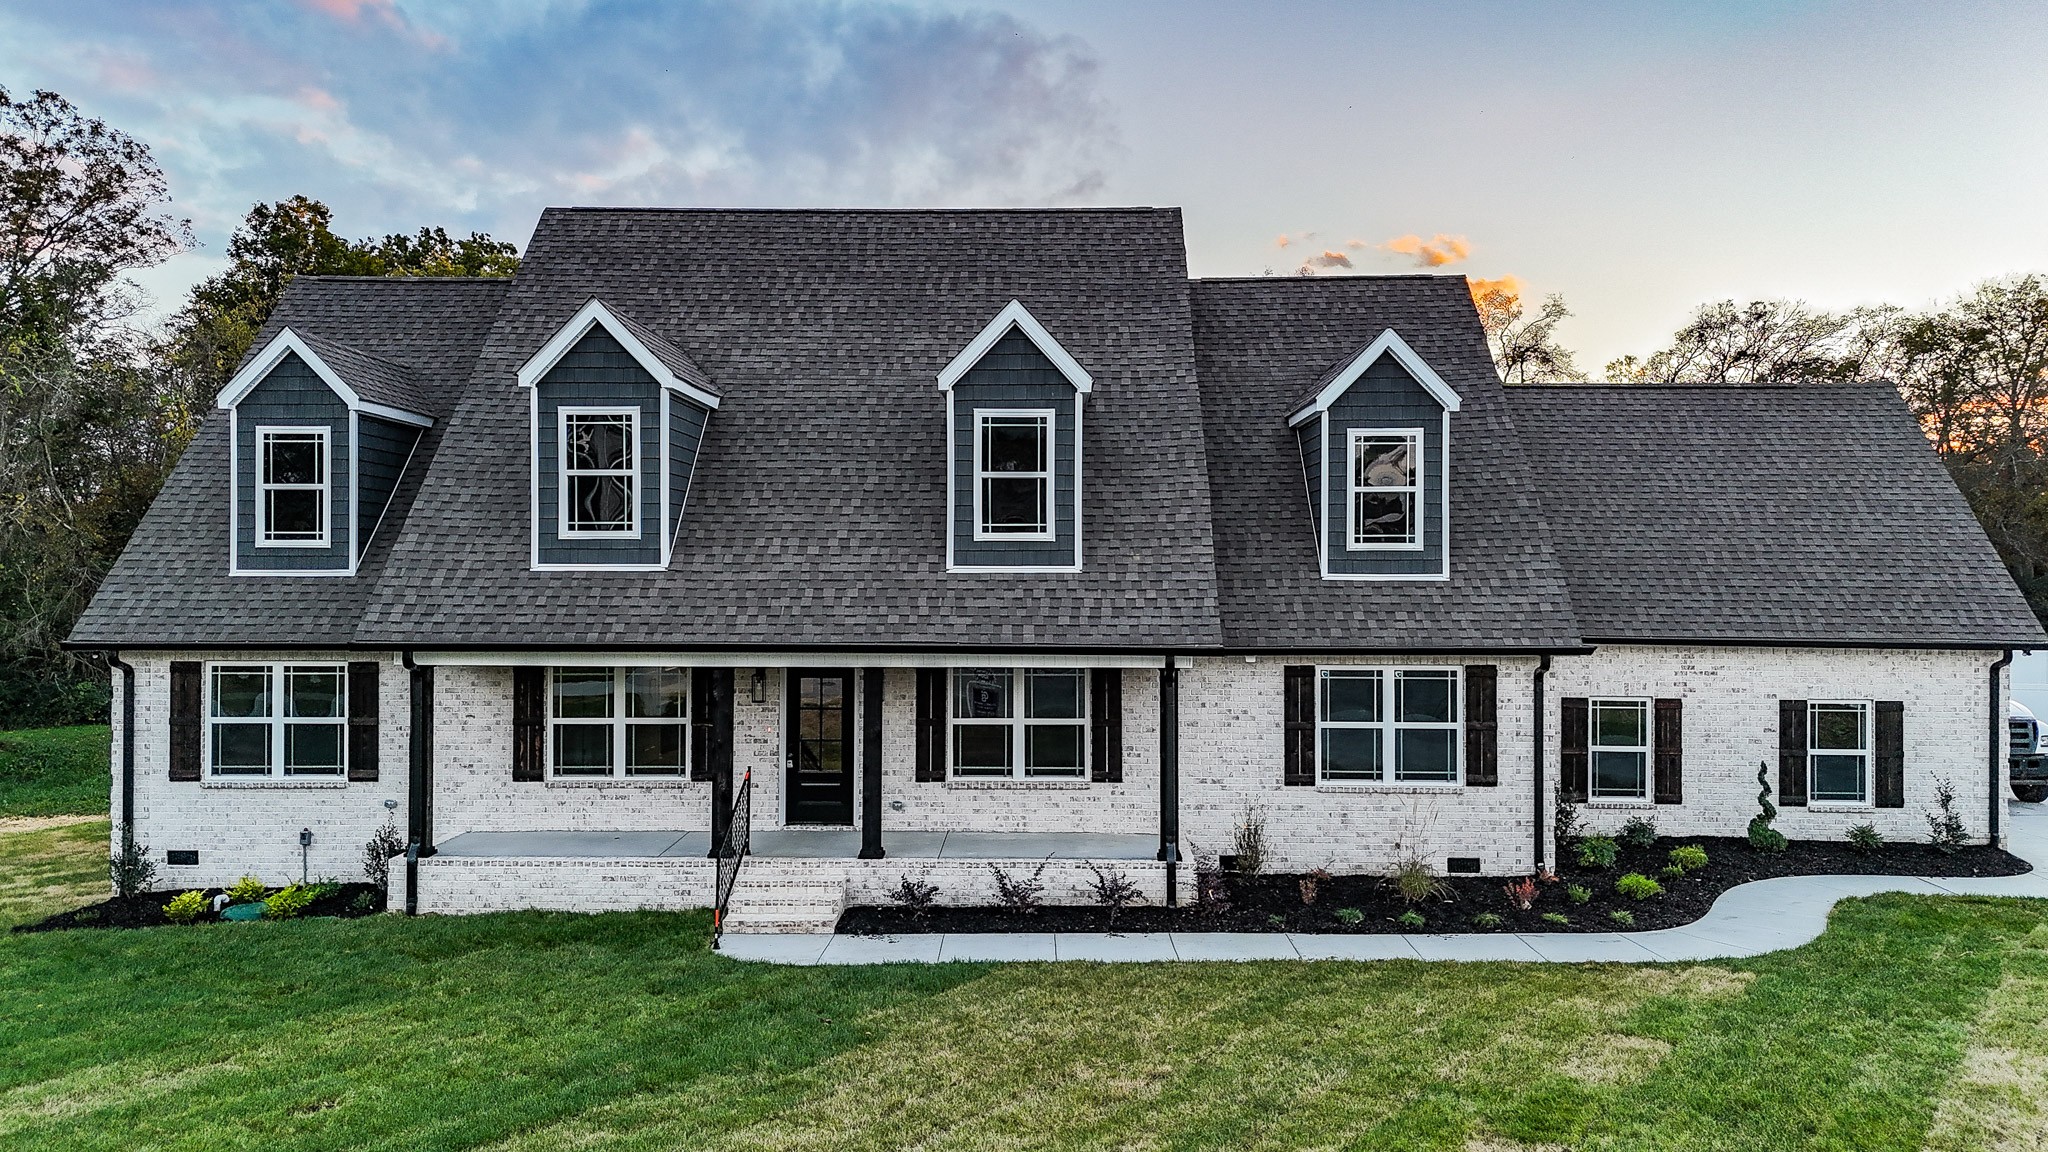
[786,669,855,825]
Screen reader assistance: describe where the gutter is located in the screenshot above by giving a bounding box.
[107,651,136,850]
[1992,649,2013,846]
[1533,654,1550,871]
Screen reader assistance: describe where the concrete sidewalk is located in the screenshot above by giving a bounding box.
[718,802,2048,966]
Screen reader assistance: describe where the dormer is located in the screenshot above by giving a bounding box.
[1287,329,1460,581]
[218,329,434,576]
[519,299,719,571]
[939,301,1091,573]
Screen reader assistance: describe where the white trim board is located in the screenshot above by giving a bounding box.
[216,329,433,428]
[1287,328,1460,427]
[937,300,1093,392]
[516,298,721,410]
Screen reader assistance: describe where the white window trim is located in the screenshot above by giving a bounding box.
[948,667,1090,781]
[1344,426,1424,552]
[203,662,348,780]
[547,666,692,779]
[1808,699,1873,806]
[1588,697,1652,800]
[1314,666,1462,787]
[253,425,332,549]
[557,406,641,539]
[971,408,1056,542]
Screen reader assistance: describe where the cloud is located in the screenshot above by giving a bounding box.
[1467,274,1524,302]
[1382,232,1473,267]
[0,0,1117,254]
[1310,250,1351,269]
[1274,230,1314,249]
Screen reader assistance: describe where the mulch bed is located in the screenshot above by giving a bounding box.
[13,883,384,934]
[836,836,2031,936]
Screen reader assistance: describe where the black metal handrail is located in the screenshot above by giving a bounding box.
[711,768,752,948]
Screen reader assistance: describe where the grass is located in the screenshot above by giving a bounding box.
[0,819,107,929]
[0,724,109,817]
[1,824,2044,1152]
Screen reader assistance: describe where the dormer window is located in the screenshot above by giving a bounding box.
[256,427,330,546]
[560,409,638,536]
[976,409,1054,539]
[1348,428,1421,550]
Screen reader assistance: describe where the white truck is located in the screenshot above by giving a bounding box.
[2012,700,2048,802]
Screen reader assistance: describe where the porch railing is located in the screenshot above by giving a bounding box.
[711,769,753,949]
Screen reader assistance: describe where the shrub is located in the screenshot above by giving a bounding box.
[1575,836,1619,870]
[1609,909,1636,927]
[887,874,940,916]
[1299,867,1331,906]
[225,875,268,904]
[1659,864,1684,881]
[1192,848,1229,913]
[262,884,317,919]
[1397,909,1426,930]
[162,890,208,923]
[1616,872,1664,900]
[1847,823,1885,854]
[1389,856,1452,905]
[1085,863,1143,926]
[1566,883,1592,905]
[1669,845,1709,872]
[1267,913,1287,929]
[1749,760,1787,853]
[1232,805,1268,877]
[1618,815,1658,849]
[109,834,158,905]
[1502,876,1538,911]
[1471,911,1503,929]
[362,818,405,896]
[1554,792,1584,855]
[1749,823,1788,854]
[349,891,379,915]
[1334,907,1364,926]
[1541,912,1570,926]
[1928,777,1968,854]
[988,859,1048,912]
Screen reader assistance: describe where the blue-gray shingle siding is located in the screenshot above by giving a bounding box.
[234,352,352,571]
[1319,353,1446,577]
[355,414,421,560]
[668,394,707,553]
[949,328,1079,568]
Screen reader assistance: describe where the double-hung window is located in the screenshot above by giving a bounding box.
[1347,428,1421,549]
[1809,701,1871,804]
[951,667,1086,778]
[974,410,1053,539]
[1589,698,1651,799]
[550,667,688,777]
[207,663,347,777]
[1317,668,1459,783]
[257,428,329,546]
[561,409,637,536]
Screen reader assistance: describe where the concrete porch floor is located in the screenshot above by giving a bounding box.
[433,829,1158,861]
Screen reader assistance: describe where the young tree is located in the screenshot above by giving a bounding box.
[1470,279,1585,383]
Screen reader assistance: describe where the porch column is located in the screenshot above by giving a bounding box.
[860,667,885,858]
[406,659,435,857]
[1158,656,1179,897]
[706,669,734,856]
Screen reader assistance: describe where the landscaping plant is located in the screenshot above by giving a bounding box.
[1748,760,1788,853]
[1617,815,1658,849]
[1575,835,1619,870]
[1231,805,1268,877]
[1609,909,1635,927]
[1471,912,1503,928]
[1191,847,1229,913]
[1502,876,1537,911]
[1566,883,1591,905]
[1334,907,1363,926]
[1541,911,1570,926]
[1616,872,1664,900]
[225,875,268,904]
[262,884,317,920]
[362,818,404,898]
[1669,844,1709,872]
[162,890,208,923]
[1553,792,1584,857]
[1085,863,1143,926]
[1847,823,1885,854]
[108,833,157,906]
[1389,854,1452,904]
[1298,867,1330,906]
[1660,864,1685,881]
[1927,776,1968,854]
[987,859,1048,912]
[1397,909,1425,929]
[886,874,940,918]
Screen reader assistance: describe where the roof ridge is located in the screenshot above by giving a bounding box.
[539,205,1169,216]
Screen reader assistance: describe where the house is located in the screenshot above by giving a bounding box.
[68,207,2045,931]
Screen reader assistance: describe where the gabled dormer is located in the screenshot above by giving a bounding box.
[939,301,1091,573]
[519,299,720,571]
[1287,329,1460,581]
[218,329,434,576]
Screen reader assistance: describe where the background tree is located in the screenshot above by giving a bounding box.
[1470,279,1585,383]
[1603,299,1858,383]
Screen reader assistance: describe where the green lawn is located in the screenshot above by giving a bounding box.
[0,819,108,929]
[2,869,2045,1150]
[0,724,109,817]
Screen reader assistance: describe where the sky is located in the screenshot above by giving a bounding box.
[4,0,2047,368]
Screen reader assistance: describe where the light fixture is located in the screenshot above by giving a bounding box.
[298,827,313,884]
[750,669,766,704]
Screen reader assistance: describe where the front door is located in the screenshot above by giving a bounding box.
[785,669,855,825]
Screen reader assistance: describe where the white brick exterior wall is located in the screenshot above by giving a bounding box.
[1545,645,2006,851]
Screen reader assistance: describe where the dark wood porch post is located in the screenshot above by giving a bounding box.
[860,667,885,858]
[706,669,734,855]
[1158,656,1179,906]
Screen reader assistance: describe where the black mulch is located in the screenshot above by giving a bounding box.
[836,836,2031,936]
[13,883,385,934]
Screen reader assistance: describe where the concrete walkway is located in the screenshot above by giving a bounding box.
[718,802,2048,965]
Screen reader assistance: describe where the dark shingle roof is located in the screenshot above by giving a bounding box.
[599,300,719,398]
[1505,384,2046,647]
[1193,276,1583,651]
[295,330,433,418]
[67,276,508,646]
[354,208,1224,649]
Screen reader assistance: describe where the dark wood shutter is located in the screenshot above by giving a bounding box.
[915,668,947,782]
[1778,699,1808,807]
[169,660,202,781]
[1653,697,1682,805]
[690,671,714,782]
[347,661,380,781]
[1875,700,1905,808]
[1090,668,1123,783]
[1559,696,1589,802]
[1283,665,1315,786]
[512,666,546,782]
[1464,665,1498,786]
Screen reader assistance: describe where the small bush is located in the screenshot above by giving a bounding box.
[1086,863,1143,926]
[1502,876,1538,911]
[1748,759,1786,852]
[262,884,317,919]
[1749,823,1788,853]
[349,891,379,915]
[1299,867,1331,906]
[1471,912,1503,929]
[226,875,268,904]
[1609,909,1636,927]
[988,859,1048,912]
[1334,907,1364,926]
[1554,793,1585,855]
[1847,823,1885,854]
[1193,849,1230,913]
[1576,836,1619,870]
[1669,845,1709,872]
[1659,864,1685,881]
[1232,805,1268,877]
[1566,883,1592,905]
[1397,909,1426,930]
[1616,872,1664,900]
[1541,912,1570,926]
[1389,856,1452,905]
[362,819,405,895]
[1618,815,1659,849]
[887,874,940,916]
[162,890,208,923]
[1928,777,1969,854]
[109,835,158,905]
[1267,913,1287,929]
